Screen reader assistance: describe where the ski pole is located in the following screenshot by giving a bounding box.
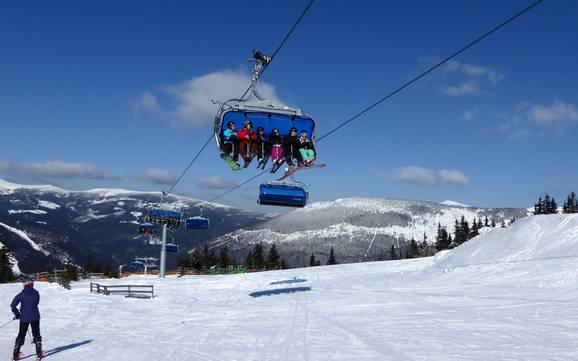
[0,318,15,330]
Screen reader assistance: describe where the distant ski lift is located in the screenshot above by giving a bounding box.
[185,216,209,230]
[137,223,156,235]
[148,209,181,228]
[258,181,308,208]
[165,243,179,253]
[129,261,145,270]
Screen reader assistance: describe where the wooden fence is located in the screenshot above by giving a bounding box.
[90,282,154,299]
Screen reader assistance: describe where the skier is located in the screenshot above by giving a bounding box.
[220,121,240,169]
[298,129,316,165]
[268,128,284,173]
[283,127,302,168]
[11,278,44,360]
[237,121,257,168]
[254,126,269,169]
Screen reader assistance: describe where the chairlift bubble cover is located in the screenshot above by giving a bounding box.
[216,109,316,151]
[149,209,182,224]
[185,217,210,230]
[258,182,308,208]
[165,244,179,253]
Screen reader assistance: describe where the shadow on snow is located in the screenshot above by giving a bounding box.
[250,287,311,298]
[269,277,308,285]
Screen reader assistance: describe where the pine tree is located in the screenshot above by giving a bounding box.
[389,244,397,260]
[266,243,280,270]
[435,223,450,251]
[564,192,578,214]
[191,248,202,270]
[326,247,337,265]
[252,243,265,270]
[0,246,14,283]
[533,197,544,215]
[244,250,254,271]
[219,246,231,268]
[280,259,288,269]
[309,253,317,267]
[202,244,217,269]
[407,238,419,258]
[491,219,496,227]
[484,216,489,227]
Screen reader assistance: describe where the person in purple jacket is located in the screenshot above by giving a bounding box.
[11,278,43,360]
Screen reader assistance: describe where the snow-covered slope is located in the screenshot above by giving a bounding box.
[0,179,267,273]
[215,197,527,267]
[1,214,576,360]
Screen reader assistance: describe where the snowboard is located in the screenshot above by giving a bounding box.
[276,158,326,181]
[220,154,241,171]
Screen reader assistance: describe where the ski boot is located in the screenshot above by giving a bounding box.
[12,345,23,361]
[35,342,44,360]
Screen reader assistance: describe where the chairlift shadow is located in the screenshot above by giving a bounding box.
[269,277,307,285]
[250,287,311,298]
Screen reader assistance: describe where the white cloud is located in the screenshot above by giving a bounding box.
[388,166,469,186]
[165,69,280,127]
[444,60,503,84]
[442,81,480,96]
[195,176,238,189]
[0,160,118,180]
[138,169,176,185]
[463,109,477,122]
[389,166,436,185]
[133,91,160,120]
[437,169,470,185]
[501,100,578,137]
[440,60,503,96]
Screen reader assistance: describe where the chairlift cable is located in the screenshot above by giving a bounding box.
[163,0,316,199]
[209,0,545,203]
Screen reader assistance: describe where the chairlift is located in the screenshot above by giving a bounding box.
[258,180,308,208]
[185,205,209,230]
[148,209,181,229]
[214,49,317,168]
[137,223,156,235]
[165,243,179,253]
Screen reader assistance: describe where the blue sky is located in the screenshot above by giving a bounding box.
[1,0,577,211]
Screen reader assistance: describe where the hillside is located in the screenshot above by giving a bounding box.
[0,214,576,360]
[213,197,527,267]
[0,179,267,273]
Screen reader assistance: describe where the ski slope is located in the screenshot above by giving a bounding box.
[1,215,578,360]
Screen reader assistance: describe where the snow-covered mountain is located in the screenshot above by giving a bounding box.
[0,179,528,273]
[212,197,528,267]
[0,214,576,360]
[0,179,267,273]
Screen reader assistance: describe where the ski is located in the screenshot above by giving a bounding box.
[220,154,241,171]
[276,158,326,181]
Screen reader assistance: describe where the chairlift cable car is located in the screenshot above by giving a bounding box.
[185,204,210,230]
[214,49,318,172]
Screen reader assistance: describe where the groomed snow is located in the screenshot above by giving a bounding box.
[38,200,61,210]
[1,215,577,360]
[7,209,48,215]
[0,221,49,256]
[439,200,471,207]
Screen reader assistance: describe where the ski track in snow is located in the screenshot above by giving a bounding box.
[0,221,49,256]
[1,215,578,360]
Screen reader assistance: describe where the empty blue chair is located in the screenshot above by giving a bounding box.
[258,182,308,208]
[129,261,145,270]
[185,217,210,230]
[165,244,179,253]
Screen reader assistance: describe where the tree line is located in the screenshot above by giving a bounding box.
[533,192,577,215]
